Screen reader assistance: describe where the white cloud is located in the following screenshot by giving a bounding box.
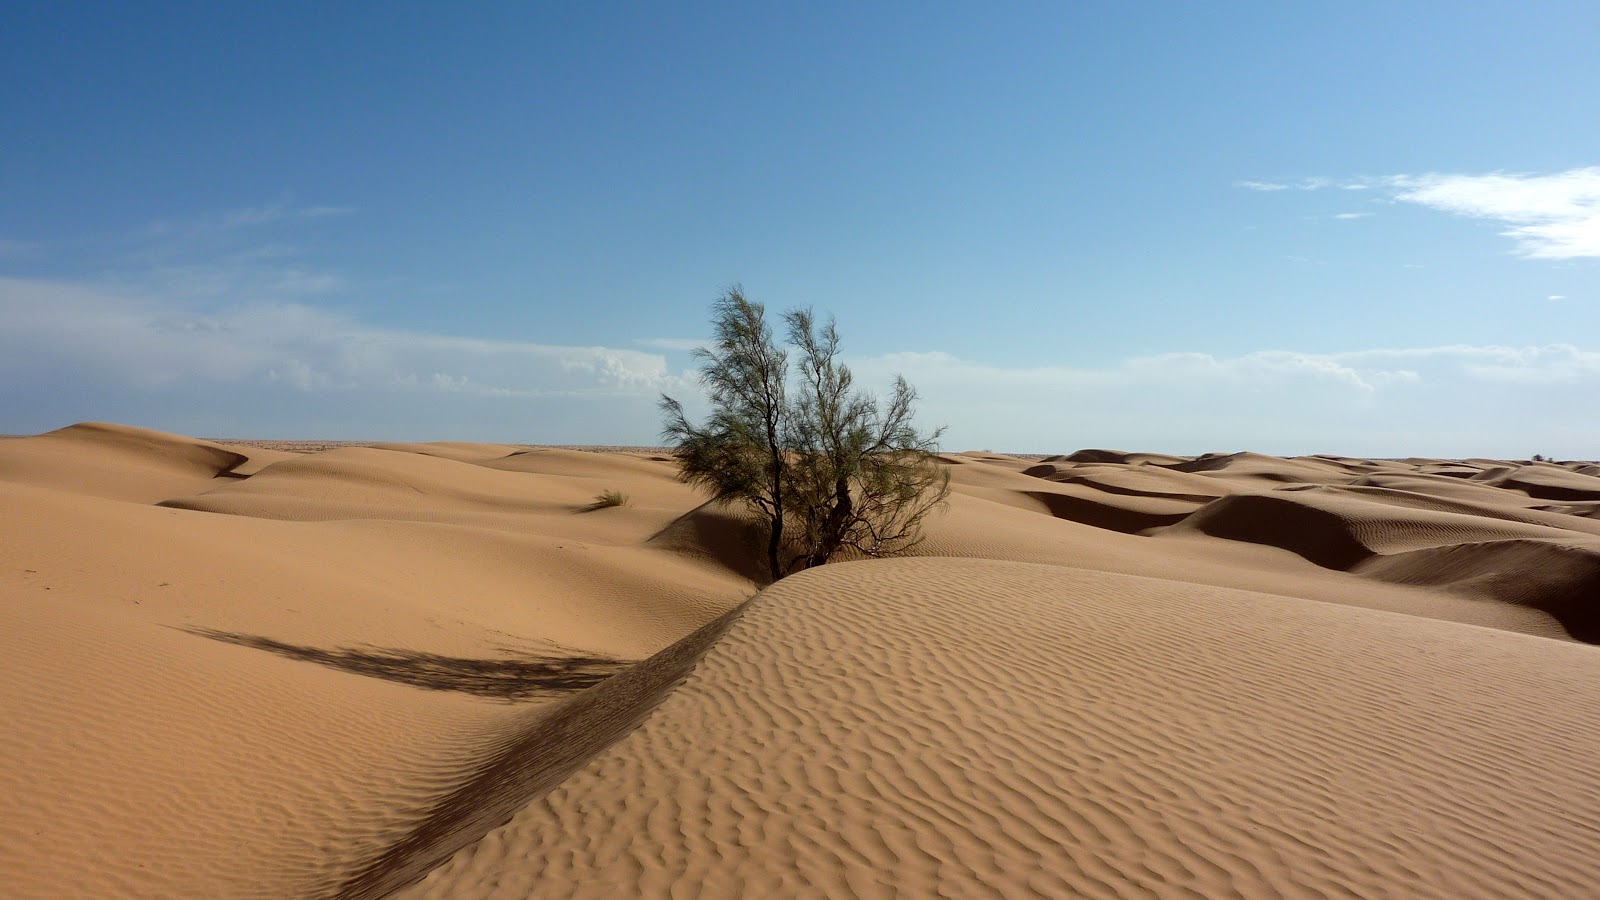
[1333,212,1373,220]
[1549,294,1567,301]
[0,276,692,398]
[1386,168,1600,259]
[1240,167,1600,259]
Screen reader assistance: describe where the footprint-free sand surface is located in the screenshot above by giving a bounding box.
[4,424,1599,897]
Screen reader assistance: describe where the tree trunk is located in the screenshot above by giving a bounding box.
[766,441,785,581]
[807,473,853,569]
[767,504,784,581]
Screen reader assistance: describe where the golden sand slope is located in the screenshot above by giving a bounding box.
[4,423,1600,897]
[0,593,522,898]
[0,423,752,898]
[401,558,1600,899]
[0,420,293,501]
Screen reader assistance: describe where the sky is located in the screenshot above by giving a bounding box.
[2,2,1598,456]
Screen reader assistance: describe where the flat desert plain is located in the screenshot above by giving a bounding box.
[3,422,1600,898]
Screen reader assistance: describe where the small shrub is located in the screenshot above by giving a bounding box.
[591,489,629,508]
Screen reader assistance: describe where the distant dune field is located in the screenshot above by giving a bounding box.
[3,423,1599,897]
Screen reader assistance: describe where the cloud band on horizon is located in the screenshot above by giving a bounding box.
[3,274,1597,455]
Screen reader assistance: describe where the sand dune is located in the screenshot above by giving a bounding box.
[1,592,525,898]
[3,423,1598,897]
[400,559,1600,899]
[0,424,750,898]
[0,421,291,502]
[1484,463,1600,501]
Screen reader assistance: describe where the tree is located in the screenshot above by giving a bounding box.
[661,286,949,581]
[660,287,791,580]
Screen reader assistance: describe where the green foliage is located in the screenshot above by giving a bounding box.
[661,286,949,581]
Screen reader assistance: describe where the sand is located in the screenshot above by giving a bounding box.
[3,422,1598,897]
[401,560,1600,899]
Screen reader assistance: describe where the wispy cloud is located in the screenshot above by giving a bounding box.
[633,337,705,352]
[0,276,692,398]
[133,202,354,237]
[1235,180,1291,192]
[1332,212,1373,220]
[131,259,349,300]
[86,201,362,304]
[1235,178,1330,192]
[219,203,355,229]
[855,344,1600,403]
[1239,167,1600,259]
[1325,343,1600,384]
[859,348,1419,396]
[1549,294,1567,301]
[5,269,1596,454]
[0,205,702,418]
[848,343,1600,453]
[122,202,354,261]
[0,237,42,259]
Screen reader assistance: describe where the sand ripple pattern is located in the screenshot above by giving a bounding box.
[403,558,1600,899]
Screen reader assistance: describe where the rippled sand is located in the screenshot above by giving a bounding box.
[4,424,1599,897]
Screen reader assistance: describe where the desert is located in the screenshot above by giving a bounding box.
[8,5,1600,898]
[3,421,1599,898]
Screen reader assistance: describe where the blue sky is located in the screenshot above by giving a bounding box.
[2,2,1597,455]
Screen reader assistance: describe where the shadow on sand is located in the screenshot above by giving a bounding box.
[184,628,628,700]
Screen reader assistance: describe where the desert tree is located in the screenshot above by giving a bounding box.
[781,307,947,570]
[661,286,949,581]
[660,287,791,579]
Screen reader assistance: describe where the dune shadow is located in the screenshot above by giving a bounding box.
[646,500,773,584]
[184,628,628,700]
[336,606,746,899]
[1023,490,1198,534]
